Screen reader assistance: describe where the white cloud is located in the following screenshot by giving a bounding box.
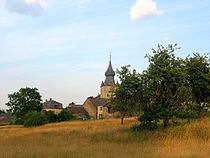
[130,0,163,20]
[5,0,46,16]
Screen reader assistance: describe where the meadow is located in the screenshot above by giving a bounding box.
[0,117,209,158]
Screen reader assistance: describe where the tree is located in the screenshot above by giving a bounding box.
[6,87,43,119]
[23,111,47,127]
[140,44,191,127]
[110,65,142,125]
[0,109,5,114]
[44,111,57,123]
[185,53,210,119]
[57,110,73,122]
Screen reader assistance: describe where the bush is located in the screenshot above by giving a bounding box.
[43,111,57,123]
[57,110,73,122]
[23,111,47,127]
[9,118,23,125]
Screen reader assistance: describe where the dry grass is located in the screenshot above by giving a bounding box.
[0,117,209,158]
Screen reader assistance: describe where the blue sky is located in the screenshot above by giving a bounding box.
[0,0,210,109]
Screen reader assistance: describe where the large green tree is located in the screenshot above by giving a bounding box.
[110,65,142,125]
[140,44,191,127]
[6,87,43,119]
[185,53,210,119]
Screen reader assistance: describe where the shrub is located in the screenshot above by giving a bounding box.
[23,111,47,127]
[57,110,73,122]
[9,118,23,125]
[43,111,57,123]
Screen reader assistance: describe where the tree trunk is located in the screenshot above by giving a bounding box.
[121,112,126,125]
[163,118,169,127]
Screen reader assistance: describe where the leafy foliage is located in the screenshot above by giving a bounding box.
[0,109,6,114]
[57,110,73,122]
[110,65,142,124]
[23,111,47,127]
[139,44,195,127]
[6,87,42,119]
[9,117,23,125]
[44,111,57,123]
[185,53,210,118]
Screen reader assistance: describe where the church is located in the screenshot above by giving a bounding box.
[67,58,120,119]
[43,58,119,119]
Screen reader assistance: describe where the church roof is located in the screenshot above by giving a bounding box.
[103,58,116,86]
[105,60,115,76]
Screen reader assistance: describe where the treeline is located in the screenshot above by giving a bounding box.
[110,44,209,129]
[4,87,73,127]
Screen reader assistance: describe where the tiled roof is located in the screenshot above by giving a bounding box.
[89,97,109,107]
[67,105,90,118]
[43,99,63,109]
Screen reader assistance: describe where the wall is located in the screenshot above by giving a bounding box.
[83,98,96,119]
[43,108,62,114]
[101,86,115,99]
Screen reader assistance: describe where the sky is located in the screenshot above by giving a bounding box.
[0,0,210,109]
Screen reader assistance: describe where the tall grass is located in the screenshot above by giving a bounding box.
[0,118,209,158]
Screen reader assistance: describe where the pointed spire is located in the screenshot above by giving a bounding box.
[103,53,115,86]
[105,56,115,76]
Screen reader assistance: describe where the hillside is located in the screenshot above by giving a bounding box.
[0,117,209,158]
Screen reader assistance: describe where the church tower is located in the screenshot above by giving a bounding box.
[100,56,116,99]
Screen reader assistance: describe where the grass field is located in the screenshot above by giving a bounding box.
[0,117,209,158]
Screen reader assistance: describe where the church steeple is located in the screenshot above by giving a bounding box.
[103,54,115,86]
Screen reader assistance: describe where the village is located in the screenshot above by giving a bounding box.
[0,0,210,157]
[0,58,120,124]
[42,58,120,120]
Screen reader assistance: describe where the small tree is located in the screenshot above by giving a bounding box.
[110,65,142,125]
[185,53,210,119]
[57,110,73,122]
[6,87,42,120]
[23,111,47,127]
[44,111,57,123]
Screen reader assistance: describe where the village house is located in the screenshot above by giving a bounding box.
[43,98,63,114]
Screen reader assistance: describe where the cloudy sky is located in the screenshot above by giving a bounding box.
[0,0,210,109]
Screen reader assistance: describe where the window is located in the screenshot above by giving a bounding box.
[100,107,103,111]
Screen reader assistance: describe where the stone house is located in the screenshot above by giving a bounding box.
[43,98,63,114]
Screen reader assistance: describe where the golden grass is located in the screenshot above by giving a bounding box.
[0,117,209,158]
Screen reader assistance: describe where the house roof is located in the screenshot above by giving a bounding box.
[89,96,109,107]
[0,113,15,122]
[43,99,63,109]
[67,105,90,118]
